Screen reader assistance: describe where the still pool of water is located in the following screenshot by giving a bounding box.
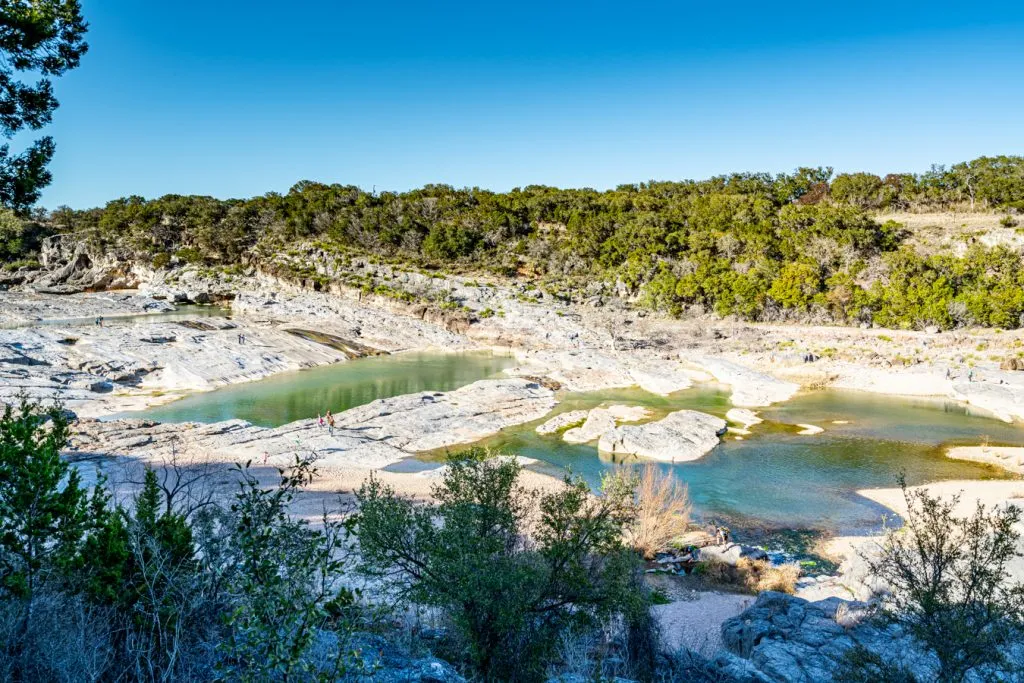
[135,351,517,426]
[132,352,1024,534]
[472,387,1022,534]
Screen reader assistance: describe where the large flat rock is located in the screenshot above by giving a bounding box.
[535,410,588,435]
[597,410,726,462]
[70,378,556,470]
[689,356,798,407]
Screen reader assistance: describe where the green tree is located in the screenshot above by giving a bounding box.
[861,477,1024,683]
[216,456,359,681]
[768,261,821,311]
[0,1,89,212]
[0,400,88,617]
[354,448,647,681]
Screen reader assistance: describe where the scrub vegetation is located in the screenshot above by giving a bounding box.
[11,155,1023,330]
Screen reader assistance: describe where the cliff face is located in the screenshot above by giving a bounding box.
[32,233,148,293]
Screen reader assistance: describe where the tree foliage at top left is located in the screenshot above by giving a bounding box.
[0,0,87,212]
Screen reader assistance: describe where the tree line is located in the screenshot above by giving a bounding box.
[7,154,1024,330]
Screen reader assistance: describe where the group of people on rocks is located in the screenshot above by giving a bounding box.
[317,409,336,434]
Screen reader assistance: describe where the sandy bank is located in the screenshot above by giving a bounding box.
[947,445,1024,475]
[814,479,1024,601]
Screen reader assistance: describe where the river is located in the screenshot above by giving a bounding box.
[129,351,1022,534]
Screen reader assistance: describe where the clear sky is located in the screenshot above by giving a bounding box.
[29,0,1024,208]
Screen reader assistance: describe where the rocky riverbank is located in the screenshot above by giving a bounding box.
[7,258,1024,682]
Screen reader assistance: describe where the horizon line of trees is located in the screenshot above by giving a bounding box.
[5,154,1024,331]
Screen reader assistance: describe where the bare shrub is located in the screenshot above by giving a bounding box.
[622,465,692,560]
[738,559,800,594]
[693,558,800,595]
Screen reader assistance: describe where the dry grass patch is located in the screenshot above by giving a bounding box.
[740,558,800,594]
[692,558,801,595]
[622,465,692,560]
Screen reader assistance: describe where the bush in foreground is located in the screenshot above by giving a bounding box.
[354,448,653,681]
[848,475,1024,683]
[0,399,366,681]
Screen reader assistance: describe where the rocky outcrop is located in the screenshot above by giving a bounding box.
[560,405,650,444]
[71,378,557,470]
[690,356,798,407]
[536,410,588,435]
[597,410,726,462]
[952,376,1024,423]
[347,634,465,682]
[715,591,1024,682]
[33,234,147,292]
[563,408,618,444]
[1000,357,1024,371]
[720,592,934,682]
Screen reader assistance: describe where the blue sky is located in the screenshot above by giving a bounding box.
[30,1,1024,208]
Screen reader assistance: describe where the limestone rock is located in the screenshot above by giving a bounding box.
[696,543,769,566]
[563,408,618,444]
[605,404,650,422]
[726,408,762,429]
[1000,357,1024,371]
[71,378,557,471]
[536,410,588,435]
[713,591,1024,683]
[628,363,694,395]
[689,356,798,407]
[560,405,652,444]
[597,410,726,462]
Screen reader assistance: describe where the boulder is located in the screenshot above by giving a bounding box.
[597,410,726,462]
[696,543,768,566]
[1000,357,1024,371]
[719,592,946,683]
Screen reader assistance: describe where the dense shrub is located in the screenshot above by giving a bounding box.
[354,448,650,681]
[0,400,366,681]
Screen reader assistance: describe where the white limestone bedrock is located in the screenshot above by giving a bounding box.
[689,355,798,407]
[506,349,700,394]
[725,408,762,429]
[561,405,651,444]
[535,410,589,435]
[597,410,727,462]
[827,362,1024,423]
[70,378,556,470]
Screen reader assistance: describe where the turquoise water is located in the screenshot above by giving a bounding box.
[134,351,517,426]
[472,386,1021,534]
[131,352,1023,534]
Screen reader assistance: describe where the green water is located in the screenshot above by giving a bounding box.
[131,352,1024,534]
[473,386,1022,534]
[1,304,231,329]
[135,351,517,426]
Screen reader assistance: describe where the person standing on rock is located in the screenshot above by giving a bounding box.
[317,412,325,429]
[326,409,335,435]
